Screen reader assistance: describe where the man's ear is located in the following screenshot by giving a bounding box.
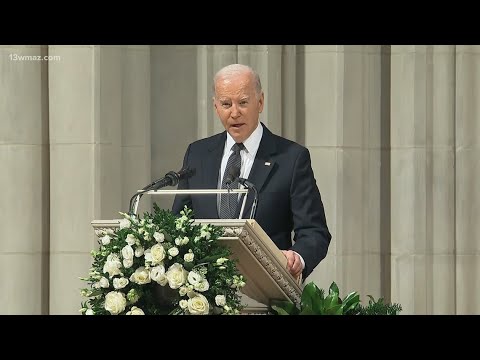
[258,92,265,113]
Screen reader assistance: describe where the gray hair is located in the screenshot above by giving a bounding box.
[213,64,263,98]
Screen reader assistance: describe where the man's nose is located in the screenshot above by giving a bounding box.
[230,104,240,118]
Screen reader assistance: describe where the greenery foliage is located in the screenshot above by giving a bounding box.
[270,281,402,315]
[80,204,246,315]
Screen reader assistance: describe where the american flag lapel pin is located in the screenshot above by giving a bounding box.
[265,162,271,166]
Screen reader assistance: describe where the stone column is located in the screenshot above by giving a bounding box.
[455,45,480,314]
[150,45,200,211]
[298,45,387,301]
[48,45,150,314]
[121,46,151,215]
[390,46,456,314]
[0,45,50,314]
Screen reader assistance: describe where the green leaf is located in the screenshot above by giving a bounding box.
[324,304,343,315]
[329,281,340,297]
[199,254,225,263]
[341,292,360,313]
[301,282,320,310]
[183,261,194,271]
[271,305,293,315]
[324,292,341,311]
[270,300,298,315]
[299,306,316,315]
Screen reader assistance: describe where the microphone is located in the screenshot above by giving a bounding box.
[129,167,195,214]
[225,166,240,186]
[238,177,259,219]
[143,167,196,191]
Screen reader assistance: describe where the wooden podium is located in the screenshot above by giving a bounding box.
[91,218,303,314]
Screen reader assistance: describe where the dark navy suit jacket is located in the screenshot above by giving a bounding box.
[172,123,331,278]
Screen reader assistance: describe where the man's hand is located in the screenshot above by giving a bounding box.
[281,250,303,278]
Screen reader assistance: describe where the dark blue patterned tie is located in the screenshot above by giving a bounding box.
[219,143,244,218]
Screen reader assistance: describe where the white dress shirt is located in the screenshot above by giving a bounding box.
[218,121,263,187]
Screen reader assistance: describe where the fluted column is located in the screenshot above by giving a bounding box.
[150,45,199,211]
[298,45,387,302]
[455,45,480,314]
[390,46,456,314]
[0,45,50,314]
[48,45,150,314]
[121,46,151,215]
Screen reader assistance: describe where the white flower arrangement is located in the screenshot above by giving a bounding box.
[80,205,246,315]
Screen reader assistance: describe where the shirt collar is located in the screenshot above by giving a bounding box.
[225,122,263,157]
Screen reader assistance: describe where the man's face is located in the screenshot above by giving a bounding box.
[213,72,264,143]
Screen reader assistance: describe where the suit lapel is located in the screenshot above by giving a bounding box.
[202,132,226,218]
[241,124,276,218]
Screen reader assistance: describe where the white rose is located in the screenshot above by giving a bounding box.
[125,234,136,246]
[126,306,145,315]
[150,244,166,264]
[150,265,166,283]
[113,277,129,289]
[101,235,111,245]
[156,274,168,286]
[179,300,188,309]
[215,295,226,307]
[168,247,179,257]
[85,309,94,315]
[123,258,133,269]
[175,237,182,246]
[179,286,188,296]
[135,246,144,257]
[182,237,189,245]
[153,232,164,242]
[129,267,151,285]
[184,253,194,262]
[121,245,134,260]
[99,277,109,288]
[103,255,122,278]
[194,280,209,292]
[187,293,209,315]
[188,271,202,286]
[165,263,187,289]
[107,253,120,262]
[105,291,126,315]
[119,218,131,229]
